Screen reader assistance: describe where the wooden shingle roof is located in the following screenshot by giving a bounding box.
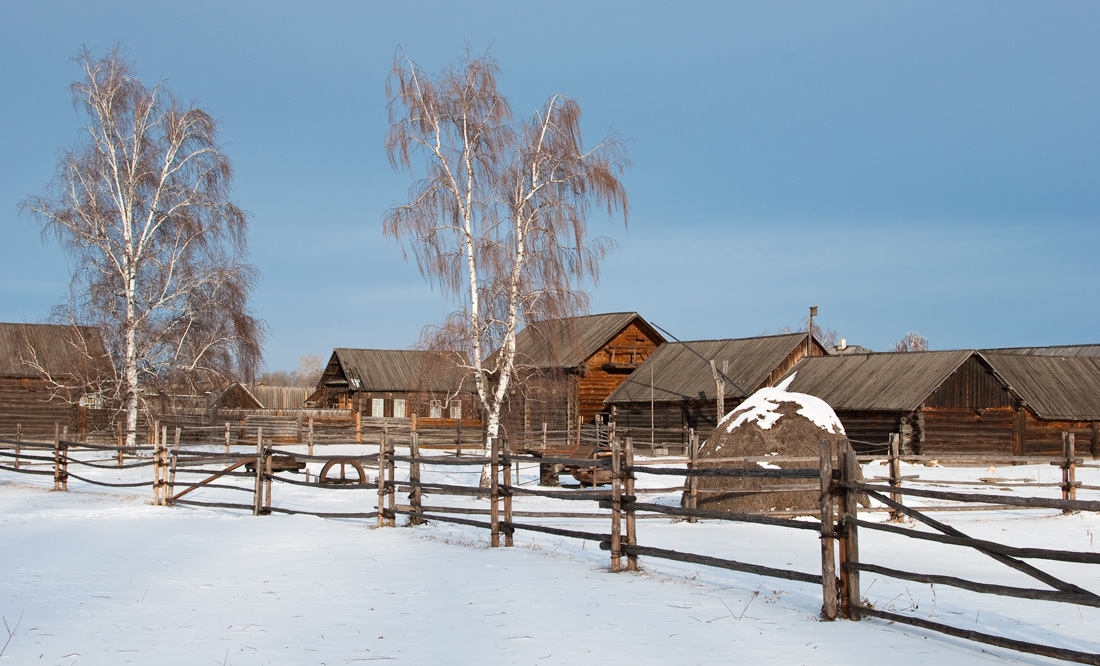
[0,323,110,379]
[512,312,663,370]
[982,353,1100,420]
[981,344,1100,358]
[605,333,816,404]
[326,349,469,393]
[779,350,975,412]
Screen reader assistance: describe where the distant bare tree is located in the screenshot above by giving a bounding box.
[258,354,325,388]
[773,320,838,349]
[22,46,263,445]
[384,49,629,465]
[889,331,929,352]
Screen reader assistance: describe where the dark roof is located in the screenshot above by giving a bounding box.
[0,323,110,379]
[605,333,817,404]
[512,312,663,370]
[326,348,469,393]
[828,343,874,355]
[982,353,1100,420]
[981,344,1100,358]
[780,350,975,412]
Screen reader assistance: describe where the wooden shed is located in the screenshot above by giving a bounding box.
[307,348,478,423]
[0,322,111,439]
[604,332,826,436]
[502,312,665,436]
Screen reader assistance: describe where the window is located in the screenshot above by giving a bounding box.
[449,401,461,419]
[371,398,385,417]
[430,400,443,418]
[393,399,406,419]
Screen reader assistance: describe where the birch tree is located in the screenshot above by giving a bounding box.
[22,47,263,445]
[384,50,629,457]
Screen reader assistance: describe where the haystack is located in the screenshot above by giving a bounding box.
[686,383,848,514]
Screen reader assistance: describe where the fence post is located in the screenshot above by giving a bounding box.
[60,426,69,491]
[1063,432,1077,515]
[610,434,623,572]
[14,423,21,470]
[385,427,396,527]
[687,429,699,523]
[490,436,500,547]
[624,436,638,571]
[819,438,838,620]
[151,423,159,504]
[161,425,168,505]
[264,437,273,514]
[253,428,264,516]
[117,430,123,468]
[838,440,861,620]
[168,446,179,505]
[356,410,362,443]
[888,433,903,523]
[502,436,514,547]
[224,422,231,455]
[53,422,60,491]
[409,430,422,525]
[377,428,387,528]
[308,418,315,456]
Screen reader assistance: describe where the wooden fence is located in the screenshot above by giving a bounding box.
[1,426,1098,664]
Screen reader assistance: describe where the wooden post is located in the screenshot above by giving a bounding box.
[502,436,513,548]
[60,427,69,491]
[456,417,463,457]
[409,430,423,525]
[308,418,315,456]
[296,410,303,444]
[377,427,387,528]
[490,436,500,547]
[1091,421,1099,459]
[117,430,123,468]
[151,423,159,503]
[888,433,903,523]
[839,441,861,620]
[168,447,179,505]
[264,438,273,514]
[14,423,21,470]
[819,438,838,620]
[356,410,362,443]
[687,429,699,522]
[253,428,264,516]
[53,422,60,491]
[624,436,638,571]
[610,434,622,572]
[161,425,168,505]
[385,427,396,527]
[1063,432,1077,514]
[225,422,231,454]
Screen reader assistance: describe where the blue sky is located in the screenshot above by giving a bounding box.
[2,1,1097,372]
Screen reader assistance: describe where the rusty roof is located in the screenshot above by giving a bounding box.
[0,323,110,379]
[323,348,470,394]
[512,312,664,370]
[982,352,1100,420]
[779,350,976,412]
[605,333,817,404]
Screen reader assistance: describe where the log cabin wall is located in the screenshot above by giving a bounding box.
[1020,412,1099,456]
[0,376,81,439]
[919,406,1016,455]
[833,410,908,453]
[576,321,662,423]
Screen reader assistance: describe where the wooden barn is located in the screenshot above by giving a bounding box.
[780,349,1100,457]
[307,348,478,423]
[604,332,826,436]
[0,322,111,439]
[501,312,665,437]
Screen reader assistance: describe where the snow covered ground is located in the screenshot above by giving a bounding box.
[1,448,1097,665]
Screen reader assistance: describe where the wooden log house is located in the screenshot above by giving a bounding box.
[306,348,479,425]
[0,322,112,439]
[603,332,827,436]
[780,349,1100,457]
[501,312,665,439]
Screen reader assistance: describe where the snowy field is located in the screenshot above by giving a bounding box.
[1,448,1098,665]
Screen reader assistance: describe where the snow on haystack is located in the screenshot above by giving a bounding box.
[686,377,851,514]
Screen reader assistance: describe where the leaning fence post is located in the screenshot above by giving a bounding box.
[888,433,903,523]
[490,436,500,547]
[253,428,264,516]
[624,436,638,571]
[502,436,514,548]
[610,435,623,572]
[819,438,838,620]
[1063,432,1077,515]
[839,440,861,620]
[408,430,423,525]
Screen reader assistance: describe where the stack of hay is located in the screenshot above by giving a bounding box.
[686,382,848,514]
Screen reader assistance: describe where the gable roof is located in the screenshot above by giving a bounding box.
[779,350,976,412]
[512,312,664,370]
[324,348,470,393]
[981,352,1100,420]
[981,344,1100,358]
[0,323,110,379]
[605,333,818,404]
